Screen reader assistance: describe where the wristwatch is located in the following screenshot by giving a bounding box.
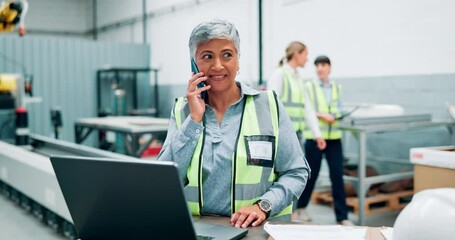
[255,199,272,218]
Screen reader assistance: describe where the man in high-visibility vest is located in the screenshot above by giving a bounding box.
[297,55,354,225]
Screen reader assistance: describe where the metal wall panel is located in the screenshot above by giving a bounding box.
[0,36,149,143]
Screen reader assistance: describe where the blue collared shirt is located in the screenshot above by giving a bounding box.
[158,81,310,217]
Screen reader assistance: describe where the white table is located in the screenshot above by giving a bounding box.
[75,116,169,157]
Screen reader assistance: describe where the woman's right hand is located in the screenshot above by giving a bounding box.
[186,72,211,123]
[317,113,336,124]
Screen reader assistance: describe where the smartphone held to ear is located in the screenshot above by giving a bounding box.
[191,58,208,100]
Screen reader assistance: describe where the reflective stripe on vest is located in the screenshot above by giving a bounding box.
[304,81,342,140]
[280,68,306,132]
[174,97,204,212]
[173,90,292,220]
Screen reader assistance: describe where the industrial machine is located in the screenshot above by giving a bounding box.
[0,73,25,142]
[1,73,153,240]
[96,68,161,152]
[0,0,28,36]
[0,134,139,239]
[0,73,37,144]
[97,68,160,118]
[0,70,165,239]
[0,74,15,139]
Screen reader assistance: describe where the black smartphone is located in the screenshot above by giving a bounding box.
[191,58,208,100]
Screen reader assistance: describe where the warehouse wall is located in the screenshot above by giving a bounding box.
[94,0,455,120]
[95,0,455,77]
[0,37,149,142]
[95,0,143,43]
[2,0,94,39]
[264,0,455,120]
[96,0,258,85]
[27,0,92,32]
[263,0,455,78]
[338,74,455,120]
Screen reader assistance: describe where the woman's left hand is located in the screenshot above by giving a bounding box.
[230,204,267,228]
[316,137,327,150]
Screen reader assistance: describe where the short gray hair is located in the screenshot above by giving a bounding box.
[188,19,240,59]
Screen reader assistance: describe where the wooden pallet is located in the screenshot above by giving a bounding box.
[311,190,413,215]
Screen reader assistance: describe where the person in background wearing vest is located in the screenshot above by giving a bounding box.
[297,55,354,226]
[268,41,326,153]
[267,42,327,222]
[158,20,310,229]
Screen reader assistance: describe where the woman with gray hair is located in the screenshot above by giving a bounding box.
[158,19,310,228]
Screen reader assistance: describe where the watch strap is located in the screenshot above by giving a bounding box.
[255,200,271,218]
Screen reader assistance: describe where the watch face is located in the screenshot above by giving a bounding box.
[260,200,272,212]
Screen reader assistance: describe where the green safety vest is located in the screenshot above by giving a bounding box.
[304,81,343,140]
[173,90,292,221]
[280,68,306,132]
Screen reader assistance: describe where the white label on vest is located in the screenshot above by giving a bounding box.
[248,141,273,161]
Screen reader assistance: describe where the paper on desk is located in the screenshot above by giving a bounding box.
[380,227,393,240]
[264,222,367,240]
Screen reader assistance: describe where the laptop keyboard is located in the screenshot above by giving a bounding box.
[196,235,215,240]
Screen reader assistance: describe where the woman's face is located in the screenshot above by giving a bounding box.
[295,49,308,68]
[195,39,239,93]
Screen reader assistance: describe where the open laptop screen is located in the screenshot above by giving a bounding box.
[51,156,196,240]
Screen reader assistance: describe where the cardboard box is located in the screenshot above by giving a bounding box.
[414,165,455,192]
[410,146,455,192]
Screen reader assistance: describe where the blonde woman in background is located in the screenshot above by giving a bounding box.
[267,41,326,222]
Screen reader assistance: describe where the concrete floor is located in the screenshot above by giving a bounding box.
[0,195,66,240]
[305,200,399,227]
[0,192,398,239]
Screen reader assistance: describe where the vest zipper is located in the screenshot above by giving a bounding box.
[328,105,332,139]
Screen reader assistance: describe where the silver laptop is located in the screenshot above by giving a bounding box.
[50,156,248,240]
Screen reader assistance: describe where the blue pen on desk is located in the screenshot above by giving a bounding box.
[191,58,208,101]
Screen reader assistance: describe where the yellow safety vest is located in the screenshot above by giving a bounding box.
[173,90,292,221]
[304,81,343,140]
[280,68,306,132]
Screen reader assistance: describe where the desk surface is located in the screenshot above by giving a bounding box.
[193,216,268,240]
[194,216,387,240]
[75,116,169,133]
